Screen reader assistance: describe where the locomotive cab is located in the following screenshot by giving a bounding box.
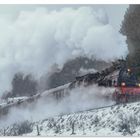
[115,67,140,103]
[117,68,138,87]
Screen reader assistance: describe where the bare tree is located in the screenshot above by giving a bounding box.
[71,121,76,135]
[36,125,40,136]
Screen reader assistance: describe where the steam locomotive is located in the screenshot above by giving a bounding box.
[1,59,140,117]
[113,67,140,103]
[68,59,140,104]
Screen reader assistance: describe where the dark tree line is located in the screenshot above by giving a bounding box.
[46,57,109,90]
[2,57,109,99]
[120,5,140,77]
[3,72,38,99]
[11,73,38,97]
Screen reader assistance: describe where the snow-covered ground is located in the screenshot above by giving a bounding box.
[1,101,140,136]
[0,96,29,108]
[0,83,70,113]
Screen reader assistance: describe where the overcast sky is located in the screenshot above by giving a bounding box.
[0,4,128,31]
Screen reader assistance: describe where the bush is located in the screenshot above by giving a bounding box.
[118,113,138,135]
[6,121,33,136]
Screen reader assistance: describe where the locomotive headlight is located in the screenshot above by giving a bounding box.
[136,83,140,87]
[127,68,131,72]
[121,82,126,86]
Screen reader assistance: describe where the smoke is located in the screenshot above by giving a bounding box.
[0,6,128,95]
[0,84,115,128]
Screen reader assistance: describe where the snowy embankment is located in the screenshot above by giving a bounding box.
[1,101,140,136]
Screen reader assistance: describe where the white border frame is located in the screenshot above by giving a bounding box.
[0,0,139,4]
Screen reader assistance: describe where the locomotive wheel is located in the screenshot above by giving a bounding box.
[117,94,128,103]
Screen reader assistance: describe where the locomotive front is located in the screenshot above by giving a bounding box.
[114,68,140,103]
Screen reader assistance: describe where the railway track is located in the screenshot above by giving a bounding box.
[62,99,140,117]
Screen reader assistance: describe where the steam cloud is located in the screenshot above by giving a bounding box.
[0,6,128,94]
[0,85,115,128]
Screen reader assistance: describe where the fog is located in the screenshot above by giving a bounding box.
[0,84,115,128]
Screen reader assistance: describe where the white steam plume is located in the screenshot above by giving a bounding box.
[0,6,128,94]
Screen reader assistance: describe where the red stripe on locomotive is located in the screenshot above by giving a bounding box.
[120,87,140,94]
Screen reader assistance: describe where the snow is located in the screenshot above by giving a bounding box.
[1,101,140,136]
[0,96,29,109]
[78,68,97,76]
[41,83,70,97]
[0,83,70,111]
[7,97,29,102]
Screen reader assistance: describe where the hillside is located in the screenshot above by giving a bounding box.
[1,101,140,136]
